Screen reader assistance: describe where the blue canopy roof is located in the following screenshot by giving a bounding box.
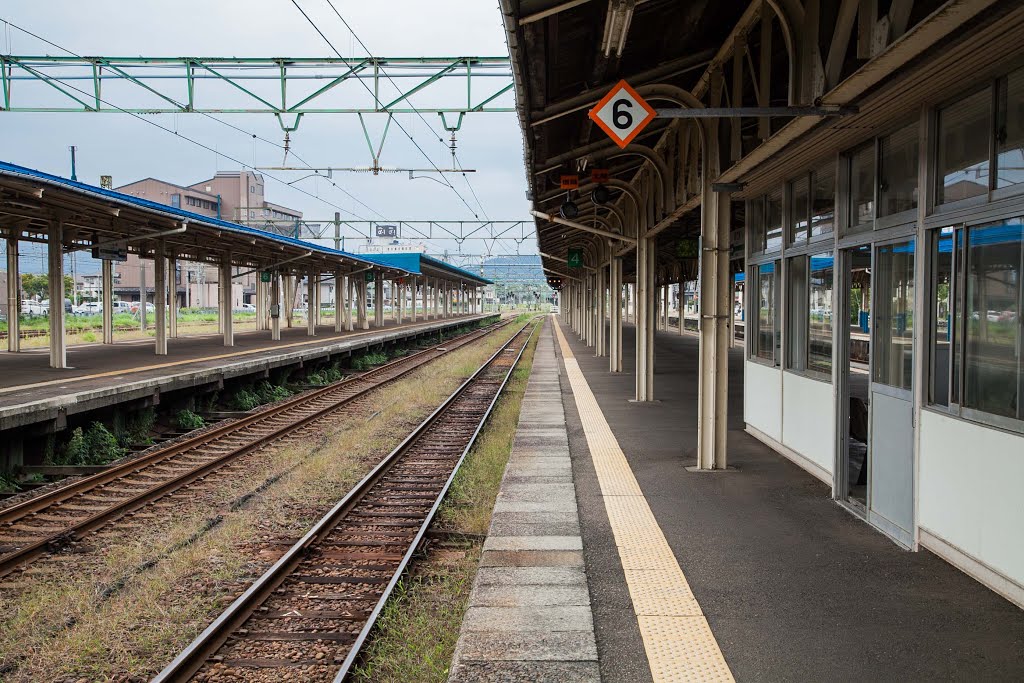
[0,159,404,275]
[362,252,492,286]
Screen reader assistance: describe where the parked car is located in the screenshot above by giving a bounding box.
[112,301,133,313]
[74,301,107,315]
[21,300,48,316]
[129,301,156,314]
[239,303,257,312]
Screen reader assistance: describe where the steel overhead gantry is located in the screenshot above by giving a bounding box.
[0,56,514,129]
[235,219,536,248]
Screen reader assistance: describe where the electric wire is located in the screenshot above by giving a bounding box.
[1,19,385,223]
[288,0,483,220]
[320,0,494,223]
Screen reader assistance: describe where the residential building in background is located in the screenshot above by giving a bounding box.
[110,171,304,308]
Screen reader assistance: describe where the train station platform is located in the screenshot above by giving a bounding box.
[453,315,1024,682]
[0,314,490,433]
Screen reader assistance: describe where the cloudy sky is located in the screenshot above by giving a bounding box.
[0,0,534,266]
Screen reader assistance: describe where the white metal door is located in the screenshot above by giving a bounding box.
[868,239,916,546]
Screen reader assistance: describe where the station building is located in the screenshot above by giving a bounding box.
[502,0,1024,607]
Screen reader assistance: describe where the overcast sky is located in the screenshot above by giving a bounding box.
[0,1,534,266]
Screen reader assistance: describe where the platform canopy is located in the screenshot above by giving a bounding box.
[362,252,492,287]
[0,160,408,280]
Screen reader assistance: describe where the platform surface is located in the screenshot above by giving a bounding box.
[0,314,486,429]
[453,315,1024,682]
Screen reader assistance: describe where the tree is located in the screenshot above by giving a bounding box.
[16,273,73,301]
[20,273,47,299]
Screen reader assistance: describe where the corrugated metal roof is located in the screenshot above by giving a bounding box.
[0,160,401,274]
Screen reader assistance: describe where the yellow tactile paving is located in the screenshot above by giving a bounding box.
[553,319,734,682]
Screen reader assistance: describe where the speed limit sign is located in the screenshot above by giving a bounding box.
[588,80,657,149]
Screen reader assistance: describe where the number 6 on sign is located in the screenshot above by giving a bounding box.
[588,80,657,149]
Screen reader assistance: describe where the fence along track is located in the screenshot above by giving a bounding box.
[0,318,510,578]
[154,319,539,683]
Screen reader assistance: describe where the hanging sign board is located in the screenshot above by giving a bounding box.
[92,242,127,262]
[567,248,583,269]
[260,271,272,283]
[560,174,579,190]
[588,79,657,149]
[365,271,376,282]
[591,168,610,184]
[375,224,398,238]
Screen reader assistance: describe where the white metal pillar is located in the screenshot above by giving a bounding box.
[47,218,67,369]
[255,272,266,332]
[696,187,732,470]
[596,265,607,357]
[270,272,282,341]
[101,258,113,345]
[334,269,344,333]
[374,274,384,327]
[306,270,316,336]
[635,235,655,401]
[220,255,234,347]
[662,285,670,331]
[359,278,369,330]
[168,254,178,339]
[154,242,168,355]
[5,234,18,353]
[421,278,428,321]
[610,257,623,372]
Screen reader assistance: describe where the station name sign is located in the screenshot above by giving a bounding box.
[92,241,128,262]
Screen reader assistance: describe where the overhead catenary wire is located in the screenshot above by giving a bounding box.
[1,18,387,223]
[319,0,494,223]
[288,0,484,221]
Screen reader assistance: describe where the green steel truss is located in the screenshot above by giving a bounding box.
[0,55,514,129]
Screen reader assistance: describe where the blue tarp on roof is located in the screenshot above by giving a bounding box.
[362,252,492,285]
[0,160,401,273]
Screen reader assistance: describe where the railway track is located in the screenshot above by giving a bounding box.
[153,319,538,683]
[0,318,511,578]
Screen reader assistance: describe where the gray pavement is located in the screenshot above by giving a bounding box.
[449,320,600,683]
[559,319,1024,683]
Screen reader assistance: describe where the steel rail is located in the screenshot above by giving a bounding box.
[153,318,539,682]
[0,318,508,577]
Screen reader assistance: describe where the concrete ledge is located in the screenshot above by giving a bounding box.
[449,321,599,683]
[919,527,1024,610]
[0,315,491,432]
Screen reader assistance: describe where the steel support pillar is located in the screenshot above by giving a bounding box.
[662,285,670,331]
[610,257,623,372]
[6,235,19,353]
[421,279,428,321]
[596,265,607,357]
[47,219,66,369]
[696,190,732,470]
[101,258,113,345]
[635,236,655,401]
[220,255,234,347]
[270,273,282,341]
[374,275,384,327]
[334,270,344,333]
[168,255,178,339]
[255,273,266,332]
[359,279,369,330]
[306,271,316,336]
[154,242,168,355]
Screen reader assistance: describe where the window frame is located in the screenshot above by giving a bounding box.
[924,219,1024,435]
[748,260,781,367]
[842,120,922,235]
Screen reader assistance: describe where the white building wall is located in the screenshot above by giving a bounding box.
[743,361,781,441]
[781,372,835,479]
[918,410,1024,606]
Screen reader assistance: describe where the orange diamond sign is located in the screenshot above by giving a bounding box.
[588,80,657,149]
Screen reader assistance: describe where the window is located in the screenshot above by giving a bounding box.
[250,185,256,193]
[810,164,835,237]
[878,123,919,217]
[788,176,809,245]
[765,188,783,252]
[848,144,875,230]
[931,219,1023,426]
[873,240,915,391]
[996,67,1024,191]
[937,88,991,204]
[751,262,779,364]
[785,253,833,377]
[786,256,808,369]
[808,253,834,375]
